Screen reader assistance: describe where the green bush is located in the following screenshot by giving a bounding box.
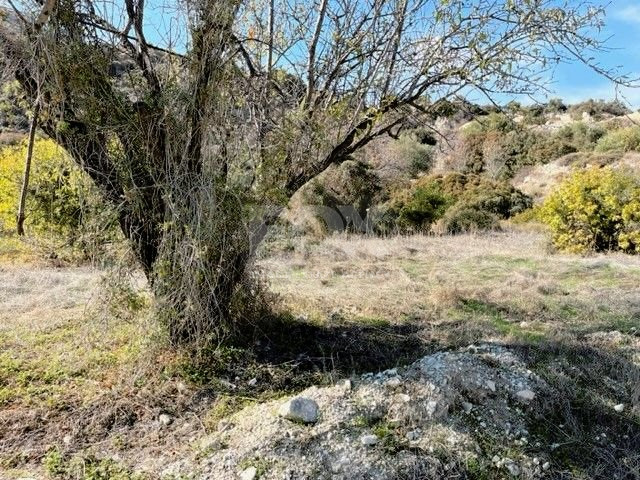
[456,181,532,218]
[382,173,532,233]
[394,184,451,230]
[395,133,435,176]
[457,113,570,177]
[441,204,500,234]
[555,122,606,152]
[595,126,640,153]
[538,167,640,253]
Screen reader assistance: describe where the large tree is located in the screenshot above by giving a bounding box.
[0,0,629,343]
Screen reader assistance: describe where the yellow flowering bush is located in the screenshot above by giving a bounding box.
[539,167,640,253]
[0,138,118,255]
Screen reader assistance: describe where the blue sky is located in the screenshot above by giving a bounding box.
[137,0,640,108]
[545,1,640,108]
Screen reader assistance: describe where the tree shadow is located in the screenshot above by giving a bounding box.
[184,314,438,396]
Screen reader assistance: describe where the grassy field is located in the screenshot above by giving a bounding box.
[0,227,638,478]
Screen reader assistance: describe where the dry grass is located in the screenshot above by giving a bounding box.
[1,227,639,478]
[262,228,640,344]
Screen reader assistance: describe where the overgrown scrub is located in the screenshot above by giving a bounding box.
[0,138,119,258]
[455,113,571,178]
[538,167,640,253]
[382,173,532,233]
[595,126,640,153]
[303,160,383,233]
[392,128,436,176]
[568,98,630,120]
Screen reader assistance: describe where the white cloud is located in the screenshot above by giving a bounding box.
[613,5,640,24]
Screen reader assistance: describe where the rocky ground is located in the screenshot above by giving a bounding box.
[178,344,550,479]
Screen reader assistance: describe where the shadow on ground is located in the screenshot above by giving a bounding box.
[182,314,438,395]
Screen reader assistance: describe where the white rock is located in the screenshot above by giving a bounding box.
[542,462,551,471]
[462,402,473,414]
[614,403,624,412]
[240,466,257,480]
[159,414,173,425]
[397,393,411,403]
[405,430,420,441]
[504,461,520,476]
[341,379,352,391]
[219,379,237,390]
[516,389,535,402]
[426,400,438,416]
[63,434,73,445]
[486,380,496,392]
[385,376,402,388]
[492,455,501,464]
[360,434,379,446]
[278,397,319,423]
[247,378,257,386]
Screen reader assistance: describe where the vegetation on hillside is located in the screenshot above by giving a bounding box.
[538,167,640,254]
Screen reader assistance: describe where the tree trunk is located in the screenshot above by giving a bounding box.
[16,100,40,236]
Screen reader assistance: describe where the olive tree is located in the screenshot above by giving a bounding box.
[0,0,629,344]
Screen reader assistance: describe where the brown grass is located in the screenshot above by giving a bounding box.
[1,227,639,478]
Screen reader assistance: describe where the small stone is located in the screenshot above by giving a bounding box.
[486,380,496,392]
[397,393,411,403]
[360,434,379,446]
[247,378,257,386]
[516,389,535,402]
[385,376,402,388]
[462,402,473,414]
[331,457,349,473]
[614,403,624,412]
[426,400,438,416]
[278,397,319,424]
[240,466,257,480]
[341,379,352,391]
[492,455,501,464]
[159,414,173,425]
[62,434,73,445]
[533,457,540,465]
[542,462,550,471]
[504,461,520,476]
[219,379,237,390]
[405,430,420,441]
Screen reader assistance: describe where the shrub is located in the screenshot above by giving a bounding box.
[595,126,640,153]
[394,184,451,230]
[302,159,382,232]
[440,204,500,234]
[456,181,532,218]
[0,138,119,256]
[0,81,29,131]
[456,114,564,177]
[394,133,435,176]
[538,167,640,253]
[545,98,567,114]
[383,173,532,233]
[569,99,631,120]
